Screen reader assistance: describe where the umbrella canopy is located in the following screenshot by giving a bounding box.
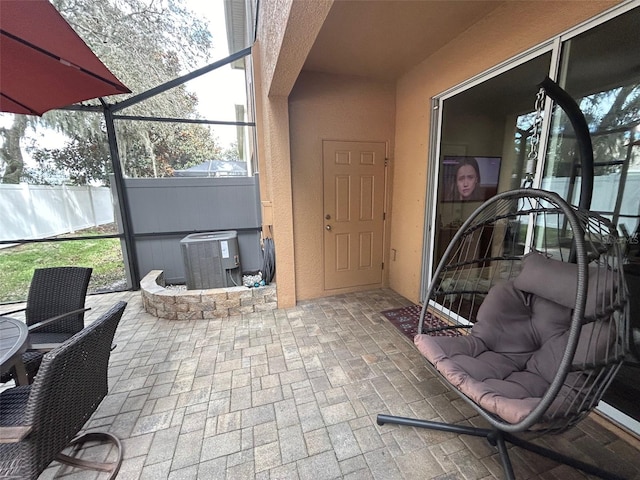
[0,0,130,116]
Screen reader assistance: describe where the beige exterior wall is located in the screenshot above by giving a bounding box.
[390,1,618,303]
[289,72,396,300]
[253,0,333,308]
[254,0,619,306]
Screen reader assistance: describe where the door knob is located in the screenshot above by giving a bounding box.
[325,225,332,231]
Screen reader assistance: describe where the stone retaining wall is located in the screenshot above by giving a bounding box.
[141,270,277,320]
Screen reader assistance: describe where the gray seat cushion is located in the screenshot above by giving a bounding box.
[416,251,618,425]
[415,280,573,424]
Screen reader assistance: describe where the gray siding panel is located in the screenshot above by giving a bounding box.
[120,176,262,285]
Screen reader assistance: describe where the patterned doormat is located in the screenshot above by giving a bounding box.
[381,304,457,340]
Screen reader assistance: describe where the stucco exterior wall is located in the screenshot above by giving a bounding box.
[256,0,332,97]
[289,72,396,300]
[254,0,619,307]
[253,0,333,307]
[390,1,619,303]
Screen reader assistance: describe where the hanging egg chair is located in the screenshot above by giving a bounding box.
[377,78,630,480]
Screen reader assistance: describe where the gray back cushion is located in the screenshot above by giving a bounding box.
[513,251,615,318]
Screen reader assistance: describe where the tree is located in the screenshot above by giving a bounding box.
[1,0,220,185]
[30,135,112,186]
[219,142,241,162]
[584,85,640,174]
[545,85,640,177]
[0,115,28,183]
[155,123,223,172]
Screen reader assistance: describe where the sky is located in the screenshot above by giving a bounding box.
[181,0,249,149]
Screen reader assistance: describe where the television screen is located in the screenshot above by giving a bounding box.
[441,156,502,202]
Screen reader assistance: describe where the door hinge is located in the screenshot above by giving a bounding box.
[383,212,386,221]
[381,262,384,270]
[385,158,389,166]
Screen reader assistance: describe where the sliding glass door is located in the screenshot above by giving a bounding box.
[432,52,552,268]
[427,4,640,435]
[540,7,640,433]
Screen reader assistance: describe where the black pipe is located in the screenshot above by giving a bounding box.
[538,76,594,211]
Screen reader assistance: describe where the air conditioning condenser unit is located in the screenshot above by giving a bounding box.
[180,231,242,289]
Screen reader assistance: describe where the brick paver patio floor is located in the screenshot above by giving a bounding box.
[3,288,639,479]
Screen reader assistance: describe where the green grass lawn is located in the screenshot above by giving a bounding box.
[0,237,125,303]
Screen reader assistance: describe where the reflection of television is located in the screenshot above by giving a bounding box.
[441,156,502,202]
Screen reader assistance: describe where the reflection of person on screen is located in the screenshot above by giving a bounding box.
[452,157,481,201]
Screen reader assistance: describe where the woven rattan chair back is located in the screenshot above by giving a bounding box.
[25,266,92,335]
[0,301,126,480]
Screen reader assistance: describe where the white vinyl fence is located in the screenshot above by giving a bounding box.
[541,171,640,232]
[0,184,115,242]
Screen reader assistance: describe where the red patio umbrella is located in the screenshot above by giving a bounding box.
[0,0,130,116]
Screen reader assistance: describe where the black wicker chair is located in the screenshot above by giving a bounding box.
[377,189,630,479]
[0,266,92,384]
[0,301,126,480]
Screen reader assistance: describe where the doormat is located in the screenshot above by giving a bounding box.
[381,305,459,340]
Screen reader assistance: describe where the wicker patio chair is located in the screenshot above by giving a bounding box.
[377,189,630,479]
[0,266,92,384]
[0,301,127,480]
